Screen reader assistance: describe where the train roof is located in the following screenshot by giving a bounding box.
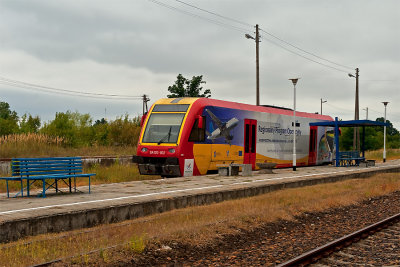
[152,97,333,121]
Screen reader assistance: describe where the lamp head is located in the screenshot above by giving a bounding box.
[289,78,300,86]
[245,33,254,40]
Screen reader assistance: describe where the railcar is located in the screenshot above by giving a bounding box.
[133,97,335,177]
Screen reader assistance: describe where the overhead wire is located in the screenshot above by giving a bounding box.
[325,102,353,113]
[0,76,143,100]
[147,0,250,34]
[259,28,354,71]
[259,36,350,73]
[369,107,400,118]
[150,0,354,74]
[368,107,384,116]
[325,105,400,126]
[173,0,253,27]
[0,81,139,100]
[1,1,356,101]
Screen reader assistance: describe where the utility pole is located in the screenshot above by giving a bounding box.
[363,107,368,120]
[349,68,360,151]
[245,24,260,106]
[142,94,150,116]
[320,98,327,115]
[255,24,260,106]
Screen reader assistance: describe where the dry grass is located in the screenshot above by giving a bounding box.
[85,163,158,184]
[0,133,65,158]
[0,133,135,158]
[0,133,65,145]
[1,173,400,266]
[365,148,400,162]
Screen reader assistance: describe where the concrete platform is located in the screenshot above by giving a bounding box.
[1,160,400,243]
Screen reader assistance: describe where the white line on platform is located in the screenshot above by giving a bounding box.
[231,167,359,185]
[0,164,397,216]
[0,185,224,215]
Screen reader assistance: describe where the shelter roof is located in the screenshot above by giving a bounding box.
[310,119,388,127]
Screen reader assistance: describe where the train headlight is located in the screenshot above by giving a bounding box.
[141,147,148,152]
[168,148,176,153]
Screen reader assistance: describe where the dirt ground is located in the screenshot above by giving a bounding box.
[71,190,400,266]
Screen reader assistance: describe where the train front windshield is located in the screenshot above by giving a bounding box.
[142,113,186,144]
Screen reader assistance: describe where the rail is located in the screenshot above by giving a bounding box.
[278,212,400,266]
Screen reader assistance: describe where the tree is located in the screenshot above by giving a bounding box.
[107,114,141,146]
[167,74,211,98]
[0,101,19,135]
[376,117,399,136]
[19,113,41,133]
[340,117,400,151]
[93,118,109,146]
[40,111,94,146]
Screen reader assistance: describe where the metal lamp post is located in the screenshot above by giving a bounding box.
[363,107,368,120]
[320,99,327,115]
[245,24,260,106]
[382,102,389,163]
[289,78,300,171]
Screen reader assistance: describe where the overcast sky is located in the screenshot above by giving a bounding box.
[0,0,399,129]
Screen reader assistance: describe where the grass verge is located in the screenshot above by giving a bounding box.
[1,173,400,266]
[365,148,400,162]
[0,144,136,158]
[0,133,137,158]
[85,162,158,184]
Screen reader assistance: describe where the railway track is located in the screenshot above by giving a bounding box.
[6,184,400,266]
[278,212,400,266]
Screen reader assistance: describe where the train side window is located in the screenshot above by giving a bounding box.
[189,116,206,142]
[251,124,256,153]
[245,124,250,153]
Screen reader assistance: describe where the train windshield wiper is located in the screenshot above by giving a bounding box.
[157,126,172,145]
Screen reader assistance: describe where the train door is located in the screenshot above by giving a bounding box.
[244,119,257,169]
[308,126,317,165]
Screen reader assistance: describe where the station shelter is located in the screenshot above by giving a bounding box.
[310,117,389,167]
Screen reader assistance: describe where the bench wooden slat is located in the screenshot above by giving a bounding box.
[22,173,95,180]
[13,160,82,165]
[12,157,82,161]
[0,177,21,180]
[13,161,83,167]
[15,171,83,177]
[12,165,82,171]
[14,166,83,173]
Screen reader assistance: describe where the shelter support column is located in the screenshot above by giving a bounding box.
[334,117,340,167]
[362,126,365,158]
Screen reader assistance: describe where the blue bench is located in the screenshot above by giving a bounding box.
[0,157,95,198]
[337,151,365,167]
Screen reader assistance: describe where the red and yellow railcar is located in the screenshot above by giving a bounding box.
[134,98,334,177]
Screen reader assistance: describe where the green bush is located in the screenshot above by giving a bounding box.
[339,118,400,151]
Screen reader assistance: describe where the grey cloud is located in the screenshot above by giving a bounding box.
[0,0,399,127]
